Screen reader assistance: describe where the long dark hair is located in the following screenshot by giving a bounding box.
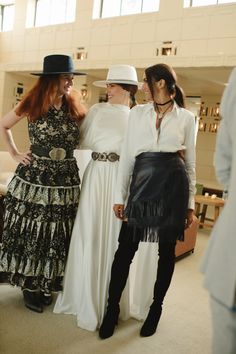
[145,63,185,108]
[118,83,138,108]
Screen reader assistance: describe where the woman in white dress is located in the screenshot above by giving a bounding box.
[54,65,139,331]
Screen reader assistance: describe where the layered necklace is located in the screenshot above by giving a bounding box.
[154,99,173,129]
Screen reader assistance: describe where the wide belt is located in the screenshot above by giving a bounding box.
[31,145,74,160]
[91,152,119,162]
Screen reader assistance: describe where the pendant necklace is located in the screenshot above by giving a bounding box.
[155,100,173,131]
[156,100,173,119]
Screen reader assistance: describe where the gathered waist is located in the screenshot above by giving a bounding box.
[31,145,74,160]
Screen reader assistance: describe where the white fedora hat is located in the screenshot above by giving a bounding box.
[93,65,139,87]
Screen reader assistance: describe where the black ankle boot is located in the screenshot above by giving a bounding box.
[39,291,53,306]
[140,304,162,337]
[23,290,43,313]
[99,306,120,339]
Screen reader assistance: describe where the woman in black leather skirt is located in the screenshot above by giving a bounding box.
[99,63,196,339]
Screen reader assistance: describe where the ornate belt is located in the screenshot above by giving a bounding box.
[91,152,119,162]
[31,145,74,160]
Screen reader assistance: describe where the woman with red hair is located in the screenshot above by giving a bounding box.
[0,54,86,313]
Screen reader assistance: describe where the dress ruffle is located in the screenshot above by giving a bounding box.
[0,175,79,292]
[7,175,80,210]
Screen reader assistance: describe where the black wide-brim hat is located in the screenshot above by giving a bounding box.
[31,54,86,76]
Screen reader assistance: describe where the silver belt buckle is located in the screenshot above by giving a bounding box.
[49,147,66,160]
[98,153,107,161]
[91,152,99,160]
[107,153,119,162]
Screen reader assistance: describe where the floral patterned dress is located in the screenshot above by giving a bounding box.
[0,105,80,294]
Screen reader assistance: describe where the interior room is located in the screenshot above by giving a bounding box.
[1,0,236,353]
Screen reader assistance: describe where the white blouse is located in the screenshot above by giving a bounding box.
[79,102,130,152]
[115,101,196,210]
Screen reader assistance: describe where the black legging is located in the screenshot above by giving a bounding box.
[107,222,176,308]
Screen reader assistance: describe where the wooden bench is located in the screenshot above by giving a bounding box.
[194,195,225,228]
[175,215,199,259]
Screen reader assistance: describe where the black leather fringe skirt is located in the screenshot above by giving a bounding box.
[123,152,189,243]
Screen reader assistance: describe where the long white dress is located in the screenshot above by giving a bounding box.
[54,103,130,331]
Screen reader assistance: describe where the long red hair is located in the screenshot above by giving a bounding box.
[15,75,86,122]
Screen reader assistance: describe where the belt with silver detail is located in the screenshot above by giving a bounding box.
[91,152,119,162]
[31,145,73,160]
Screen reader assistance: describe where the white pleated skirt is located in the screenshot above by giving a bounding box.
[54,158,130,331]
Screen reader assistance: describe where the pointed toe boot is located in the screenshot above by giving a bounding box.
[40,292,53,306]
[99,306,120,339]
[140,304,162,337]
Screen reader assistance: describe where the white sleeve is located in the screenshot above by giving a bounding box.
[214,67,236,190]
[184,112,196,210]
[214,119,232,190]
[78,104,98,149]
[114,108,136,204]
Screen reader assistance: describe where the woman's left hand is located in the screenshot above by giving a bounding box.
[113,204,125,220]
[186,209,194,228]
[177,149,185,160]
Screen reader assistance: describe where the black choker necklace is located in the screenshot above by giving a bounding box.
[155,99,173,106]
[156,101,173,119]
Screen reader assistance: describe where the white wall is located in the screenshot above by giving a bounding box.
[1,0,236,69]
[1,0,235,189]
[0,72,33,150]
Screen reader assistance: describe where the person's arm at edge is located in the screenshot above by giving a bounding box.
[184,111,196,227]
[214,116,232,191]
[213,68,236,191]
[113,106,136,219]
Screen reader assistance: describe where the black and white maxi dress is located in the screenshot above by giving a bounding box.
[0,105,80,294]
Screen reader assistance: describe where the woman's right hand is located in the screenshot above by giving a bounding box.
[12,151,31,166]
[113,204,125,220]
